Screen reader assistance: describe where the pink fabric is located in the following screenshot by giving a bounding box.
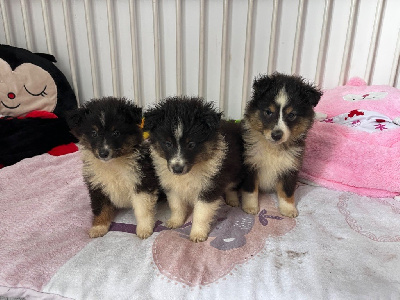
[153,194,296,286]
[0,152,92,291]
[300,78,400,197]
[316,78,400,120]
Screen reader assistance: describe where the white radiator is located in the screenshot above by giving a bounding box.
[0,0,399,119]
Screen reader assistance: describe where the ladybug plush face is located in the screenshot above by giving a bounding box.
[0,58,57,117]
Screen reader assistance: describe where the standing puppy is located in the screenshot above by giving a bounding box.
[144,97,243,242]
[67,97,159,239]
[241,73,322,217]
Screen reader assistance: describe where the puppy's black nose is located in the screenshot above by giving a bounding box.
[99,149,110,159]
[172,164,184,174]
[271,130,283,141]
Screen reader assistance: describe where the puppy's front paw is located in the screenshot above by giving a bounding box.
[226,197,240,207]
[279,204,298,218]
[136,226,153,239]
[166,218,185,229]
[89,225,109,238]
[225,190,240,207]
[242,205,260,215]
[189,230,208,243]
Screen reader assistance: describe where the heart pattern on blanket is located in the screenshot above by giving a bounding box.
[338,193,400,242]
[152,194,296,287]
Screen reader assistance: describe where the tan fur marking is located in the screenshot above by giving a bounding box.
[190,200,222,242]
[89,204,115,238]
[89,225,109,238]
[290,118,313,141]
[276,181,298,218]
[247,111,264,132]
[284,106,293,114]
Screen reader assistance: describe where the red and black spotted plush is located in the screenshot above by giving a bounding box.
[0,44,78,167]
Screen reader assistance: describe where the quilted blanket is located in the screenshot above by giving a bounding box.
[1,152,400,299]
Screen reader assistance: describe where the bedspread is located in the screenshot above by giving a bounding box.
[1,152,399,299]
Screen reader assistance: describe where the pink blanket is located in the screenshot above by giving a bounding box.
[0,152,92,291]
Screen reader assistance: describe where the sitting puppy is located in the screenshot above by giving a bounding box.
[241,73,322,217]
[67,97,159,239]
[144,97,243,242]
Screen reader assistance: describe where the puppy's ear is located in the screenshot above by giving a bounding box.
[66,108,87,137]
[252,74,275,98]
[143,108,164,132]
[301,83,323,107]
[124,104,143,126]
[204,111,222,131]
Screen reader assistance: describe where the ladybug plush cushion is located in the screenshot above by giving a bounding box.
[0,44,78,168]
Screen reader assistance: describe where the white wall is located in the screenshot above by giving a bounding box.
[1,0,399,119]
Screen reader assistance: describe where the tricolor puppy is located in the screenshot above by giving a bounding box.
[241,73,322,217]
[144,97,243,242]
[67,97,159,239]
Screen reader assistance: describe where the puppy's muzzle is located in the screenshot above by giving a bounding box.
[271,129,283,142]
[169,162,189,175]
[98,148,112,161]
[172,164,185,174]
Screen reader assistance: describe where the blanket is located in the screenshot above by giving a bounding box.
[1,152,400,299]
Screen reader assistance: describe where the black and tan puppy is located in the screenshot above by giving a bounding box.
[241,73,322,217]
[67,97,159,239]
[144,97,243,242]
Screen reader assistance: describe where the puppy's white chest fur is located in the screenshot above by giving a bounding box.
[244,128,301,191]
[81,148,142,208]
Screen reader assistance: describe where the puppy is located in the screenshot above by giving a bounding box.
[67,97,159,239]
[144,97,243,242]
[241,73,322,217]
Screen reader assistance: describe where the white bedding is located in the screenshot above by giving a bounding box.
[1,152,399,299]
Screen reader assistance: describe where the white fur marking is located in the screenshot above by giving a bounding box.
[274,88,290,143]
[171,121,186,169]
[100,111,106,126]
[174,120,183,141]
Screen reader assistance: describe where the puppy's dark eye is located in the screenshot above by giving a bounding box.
[112,130,120,137]
[287,112,296,121]
[91,130,98,137]
[164,141,172,148]
[187,142,196,149]
[264,109,273,117]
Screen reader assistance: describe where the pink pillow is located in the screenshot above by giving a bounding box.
[300,78,400,197]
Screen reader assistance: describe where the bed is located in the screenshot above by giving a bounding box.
[1,150,400,299]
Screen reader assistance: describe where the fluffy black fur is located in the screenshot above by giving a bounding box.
[241,73,322,217]
[144,96,243,242]
[67,97,159,239]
